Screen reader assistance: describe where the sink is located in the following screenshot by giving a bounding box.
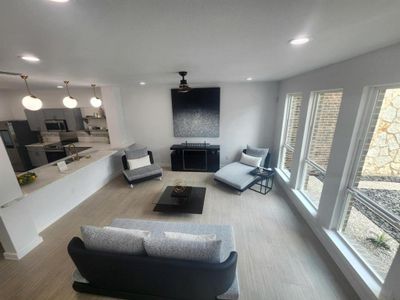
[52,155,86,166]
[64,156,86,164]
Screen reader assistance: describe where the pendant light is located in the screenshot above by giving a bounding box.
[90,84,102,108]
[21,75,43,111]
[63,80,78,108]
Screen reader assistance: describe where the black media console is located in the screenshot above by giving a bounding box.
[170,142,220,172]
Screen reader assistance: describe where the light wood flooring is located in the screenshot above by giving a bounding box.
[0,171,359,300]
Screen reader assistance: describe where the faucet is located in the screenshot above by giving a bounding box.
[67,143,80,161]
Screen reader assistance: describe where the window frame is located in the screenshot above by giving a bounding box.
[278,93,302,178]
[298,89,343,207]
[338,85,400,282]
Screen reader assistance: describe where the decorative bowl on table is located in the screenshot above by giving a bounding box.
[171,179,192,198]
[17,172,37,186]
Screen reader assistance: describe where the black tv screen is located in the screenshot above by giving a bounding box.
[171,87,220,137]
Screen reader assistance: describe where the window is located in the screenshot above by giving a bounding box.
[279,94,302,176]
[340,87,400,280]
[300,90,343,207]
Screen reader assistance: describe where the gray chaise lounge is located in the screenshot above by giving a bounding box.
[214,149,270,193]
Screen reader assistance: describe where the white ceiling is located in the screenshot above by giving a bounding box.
[1,0,400,90]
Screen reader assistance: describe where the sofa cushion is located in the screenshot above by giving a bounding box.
[123,164,162,182]
[214,162,256,190]
[125,146,148,159]
[239,152,262,167]
[81,225,150,255]
[164,231,217,241]
[246,145,269,167]
[128,155,151,170]
[144,237,222,263]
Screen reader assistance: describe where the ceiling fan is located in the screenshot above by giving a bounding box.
[0,70,22,76]
[177,71,191,93]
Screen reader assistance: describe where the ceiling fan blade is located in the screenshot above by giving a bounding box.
[0,70,22,76]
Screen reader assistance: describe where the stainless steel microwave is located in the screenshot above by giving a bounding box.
[45,119,68,132]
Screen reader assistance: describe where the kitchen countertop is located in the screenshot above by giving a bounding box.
[25,142,57,148]
[20,143,117,195]
[62,142,112,150]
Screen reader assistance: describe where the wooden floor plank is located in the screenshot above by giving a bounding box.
[0,171,359,299]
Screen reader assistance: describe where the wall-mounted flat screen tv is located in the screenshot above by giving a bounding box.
[171,87,220,137]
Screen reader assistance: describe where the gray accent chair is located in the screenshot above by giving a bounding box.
[122,146,163,188]
[214,148,270,193]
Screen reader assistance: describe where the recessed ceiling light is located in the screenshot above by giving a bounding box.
[49,0,70,3]
[289,37,310,46]
[20,55,40,62]
[57,85,63,89]
[246,77,253,81]
[139,82,146,86]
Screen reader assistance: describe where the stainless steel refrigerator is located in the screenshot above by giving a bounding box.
[0,121,39,172]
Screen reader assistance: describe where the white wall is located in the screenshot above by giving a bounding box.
[120,82,278,166]
[0,92,14,121]
[274,42,400,300]
[0,87,102,120]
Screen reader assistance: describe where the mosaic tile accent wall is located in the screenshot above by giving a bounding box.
[172,88,220,137]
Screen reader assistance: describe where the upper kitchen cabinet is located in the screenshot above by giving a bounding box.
[25,108,84,132]
[24,109,45,131]
[43,109,65,120]
[64,108,84,131]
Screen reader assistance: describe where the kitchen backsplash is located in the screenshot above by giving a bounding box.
[41,132,61,143]
[40,131,110,144]
[76,131,110,143]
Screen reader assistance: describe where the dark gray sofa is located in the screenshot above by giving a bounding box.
[68,219,239,300]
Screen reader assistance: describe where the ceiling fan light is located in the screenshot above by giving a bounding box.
[90,96,102,108]
[177,71,191,93]
[22,95,43,111]
[63,96,78,108]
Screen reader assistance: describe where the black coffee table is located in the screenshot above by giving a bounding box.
[153,186,206,214]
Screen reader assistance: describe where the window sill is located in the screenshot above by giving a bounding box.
[323,230,382,299]
[275,168,290,184]
[292,189,318,218]
[275,175,382,299]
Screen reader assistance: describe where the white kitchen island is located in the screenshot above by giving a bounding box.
[21,143,116,195]
[1,142,125,259]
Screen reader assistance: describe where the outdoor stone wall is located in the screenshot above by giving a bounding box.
[284,89,400,177]
[362,89,400,177]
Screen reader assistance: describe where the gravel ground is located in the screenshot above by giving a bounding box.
[342,207,398,279]
[305,175,399,278]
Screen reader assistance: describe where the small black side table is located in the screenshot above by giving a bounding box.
[249,168,275,195]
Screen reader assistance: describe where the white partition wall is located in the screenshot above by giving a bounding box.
[0,139,22,207]
[0,141,42,259]
[101,86,133,148]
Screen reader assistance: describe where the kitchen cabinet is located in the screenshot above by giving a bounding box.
[27,147,48,167]
[64,109,84,131]
[25,108,84,132]
[25,110,45,131]
[43,109,65,120]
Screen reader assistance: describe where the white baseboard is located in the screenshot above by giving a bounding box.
[3,236,43,260]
